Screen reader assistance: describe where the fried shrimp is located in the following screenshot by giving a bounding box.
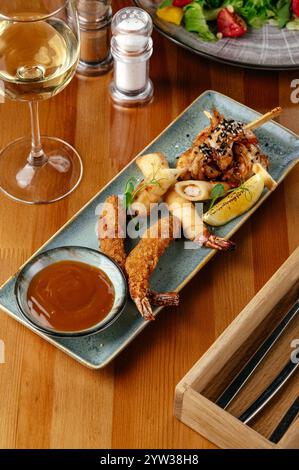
[125,217,179,321]
[99,196,179,317]
[98,195,127,271]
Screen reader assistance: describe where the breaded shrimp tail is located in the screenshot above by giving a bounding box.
[125,217,179,321]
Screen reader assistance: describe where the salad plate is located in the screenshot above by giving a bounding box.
[135,0,299,70]
[0,90,298,369]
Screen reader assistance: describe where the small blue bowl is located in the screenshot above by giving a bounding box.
[15,246,128,338]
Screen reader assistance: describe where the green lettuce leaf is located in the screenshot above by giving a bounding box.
[204,0,223,7]
[276,0,291,28]
[223,0,244,11]
[184,2,217,40]
[203,7,222,20]
[159,0,173,8]
[238,0,271,28]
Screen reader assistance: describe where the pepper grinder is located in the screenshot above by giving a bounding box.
[77,0,113,76]
[109,7,154,106]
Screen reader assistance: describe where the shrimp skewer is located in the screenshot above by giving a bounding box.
[165,190,235,251]
[125,217,179,321]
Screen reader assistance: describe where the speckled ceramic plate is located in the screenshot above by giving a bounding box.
[0,91,298,369]
[135,0,299,70]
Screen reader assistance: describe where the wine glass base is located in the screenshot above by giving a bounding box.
[0,136,83,204]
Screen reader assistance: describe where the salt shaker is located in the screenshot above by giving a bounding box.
[110,7,154,106]
[77,0,113,76]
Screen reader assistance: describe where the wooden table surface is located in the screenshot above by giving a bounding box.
[0,1,299,449]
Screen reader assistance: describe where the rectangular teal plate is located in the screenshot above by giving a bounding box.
[0,91,298,369]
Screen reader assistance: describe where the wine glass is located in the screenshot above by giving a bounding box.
[0,0,82,204]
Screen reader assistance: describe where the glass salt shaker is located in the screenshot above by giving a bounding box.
[77,0,113,76]
[110,7,154,106]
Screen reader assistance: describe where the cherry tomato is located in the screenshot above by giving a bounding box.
[217,8,247,38]
[292,0,299,17]
[172,0,192,7]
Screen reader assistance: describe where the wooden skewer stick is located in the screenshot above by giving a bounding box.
[203,110,213,121]
[203,107,283,130]
[245,107,283,130]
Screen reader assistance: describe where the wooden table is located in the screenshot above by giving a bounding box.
[0,1,298,449]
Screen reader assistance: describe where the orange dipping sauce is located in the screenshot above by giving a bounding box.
[27,260,115,332]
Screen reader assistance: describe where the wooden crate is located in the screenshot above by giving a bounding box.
[174,247,299,449]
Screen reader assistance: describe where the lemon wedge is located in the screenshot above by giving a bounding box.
[203,173,265,227]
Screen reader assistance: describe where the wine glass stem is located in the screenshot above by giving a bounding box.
[28,101,47,166]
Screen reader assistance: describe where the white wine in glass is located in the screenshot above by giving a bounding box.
[0,0,82,204]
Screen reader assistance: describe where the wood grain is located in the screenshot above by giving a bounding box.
[0,1,298,449]
[175,249,299,448]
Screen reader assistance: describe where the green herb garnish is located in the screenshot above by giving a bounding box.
[124,176,138,210]
[209,183,226,209]
[239,183,252,202]
[209,181,253,209]
[123,164,164,210]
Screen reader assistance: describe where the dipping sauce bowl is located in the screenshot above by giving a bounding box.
[15,246,127,337]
